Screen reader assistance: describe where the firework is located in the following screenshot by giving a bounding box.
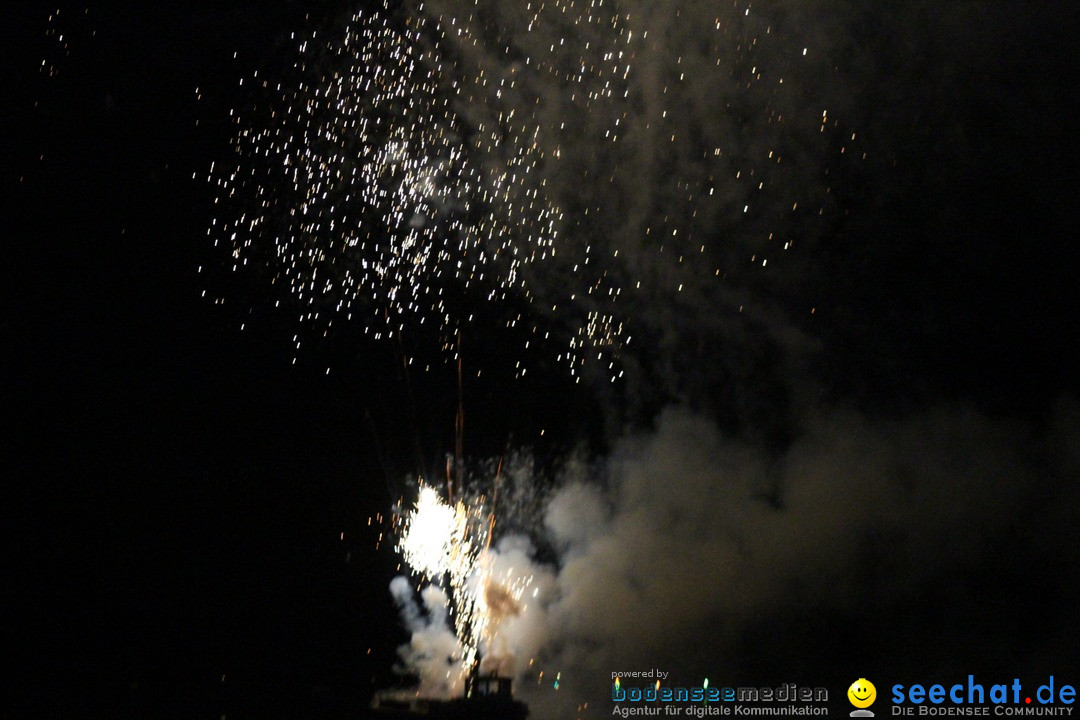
[208,0,864,388]
[393,480,534,689]
[207,1,584,370]
[399,485,476,581]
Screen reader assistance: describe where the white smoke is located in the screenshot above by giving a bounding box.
[389,577,468,698]
[391,400,1079,718]
[379,0,1078,713]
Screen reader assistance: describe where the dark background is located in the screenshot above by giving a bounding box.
[4,1,1078,718]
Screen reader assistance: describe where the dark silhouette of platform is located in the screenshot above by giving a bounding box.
[371,672,529,720]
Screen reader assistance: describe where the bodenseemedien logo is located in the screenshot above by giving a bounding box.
[849,679,877,717]
[610,674,829,716]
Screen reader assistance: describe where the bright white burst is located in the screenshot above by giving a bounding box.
[399,485,475,581]
[395,481,534,682]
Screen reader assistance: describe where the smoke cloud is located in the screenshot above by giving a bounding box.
[389,577,468,698]
[516,402,1079,717]
[379,0,1078,715]
[391,400,1078,718]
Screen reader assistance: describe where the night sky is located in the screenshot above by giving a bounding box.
[5,1,1079,718]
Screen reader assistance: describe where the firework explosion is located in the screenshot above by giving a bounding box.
[392,482,535,696]
[208,0,870,706]
[206,0,870,704]
[207,0,862,384]
[208,0,590,374]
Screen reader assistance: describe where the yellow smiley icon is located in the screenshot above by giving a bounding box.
[848,679,876,708]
